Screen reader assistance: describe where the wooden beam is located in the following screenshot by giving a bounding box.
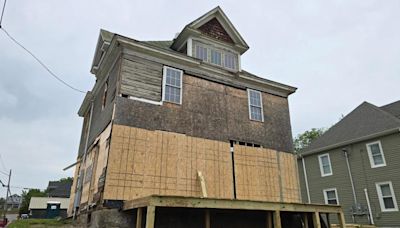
[197,171,208,198]
[273,210,281,228]
[337,212,346,228]
[136,207,143,228]
[123,195,343,214]
[205,209,210,228]
[145,206,156,228]
[312,212,321,228]
[266,211,273,228]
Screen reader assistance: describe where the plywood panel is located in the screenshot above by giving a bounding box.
[103,124,234,201]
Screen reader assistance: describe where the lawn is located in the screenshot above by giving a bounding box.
[8,219,72,228]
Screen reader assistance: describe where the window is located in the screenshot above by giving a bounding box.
[376,181,398,212]
[102,81,108,110]
[323,188,339,205]
[366,141,386,168]
[224,53,236,70]
[195,45,208,61]
[162,66,183,104]
[211,49,222,66]
[247,89,263,122]
[318,153,332,177]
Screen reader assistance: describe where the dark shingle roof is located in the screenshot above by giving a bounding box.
[381,100,400,119]
[302,101,400,154]
[141,40,173,51]
[47,181,72,198]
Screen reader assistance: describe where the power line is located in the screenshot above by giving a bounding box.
[0,0,6,27]
[1,28,86,93]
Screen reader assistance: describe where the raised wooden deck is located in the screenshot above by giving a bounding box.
[123,195,346,228]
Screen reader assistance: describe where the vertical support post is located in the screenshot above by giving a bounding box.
[303,213,309,228]
[266,211,273,228]
[205,209,210,228]
[273,210,281,228]
[136,207,143,228]
[337,212,346,228]
[326,213,331,228]
[312,212,321,228]
[145,206,156,228]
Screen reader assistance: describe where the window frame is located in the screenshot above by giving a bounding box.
[247,89,264,122]
[195,44,208,61]
[162,66,183,105]
[366,141,386,168]
[376,181,399,212]
[323,188,339,205]
[318,153,333,177]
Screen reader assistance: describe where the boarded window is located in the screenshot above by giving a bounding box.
[248,89,263,122]
[163,66,183,104]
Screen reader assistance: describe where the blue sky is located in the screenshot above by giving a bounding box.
[0,0,399,196]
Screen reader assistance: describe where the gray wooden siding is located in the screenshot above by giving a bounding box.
[120,54,163,101]
[299,133,400,227]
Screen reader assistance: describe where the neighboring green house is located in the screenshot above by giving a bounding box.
[298,100,400,227]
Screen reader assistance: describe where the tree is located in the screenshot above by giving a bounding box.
[57,177,73,183]
[19,189,47,215]
[293,128,326,153]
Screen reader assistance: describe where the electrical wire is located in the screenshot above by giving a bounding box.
[0,0,6,27]
[0,27,86,93]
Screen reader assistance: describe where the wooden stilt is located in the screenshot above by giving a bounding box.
[303,213,309,228]
[337,212,346,228]
[145,206,156,228]
[205,209,210,228]
[273,210,281,228]
[266,211,273,228]
[312,212,321,228]
[136,207,143,228]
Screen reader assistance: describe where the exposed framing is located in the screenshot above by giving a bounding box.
[318,153,332,177]
[323,188,339,205]
[162,66,183,105]
[247,89,264,122]
[366,140,386,168]
[376,181,398,212]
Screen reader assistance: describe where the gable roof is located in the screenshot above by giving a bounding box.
[47,181,72,198]
[171,6,249,54]
[301,101,400,155]
[380,100,400,119]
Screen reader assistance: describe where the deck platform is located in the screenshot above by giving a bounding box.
[123,195,346,228]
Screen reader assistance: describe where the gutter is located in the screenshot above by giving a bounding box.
[300,127,400,156]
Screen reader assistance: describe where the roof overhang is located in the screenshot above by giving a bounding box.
[77,92,93,117]
[299,127,400,157]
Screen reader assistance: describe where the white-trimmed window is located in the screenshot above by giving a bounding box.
[247,89,264,122]
[195,45,208,61]
[211,49,222,66]
[318,153,332,177]
[162,66,183,104]
[366,141,386,168]
[224,52,236,70]
[323,188,339,205]
[376,181,398,212]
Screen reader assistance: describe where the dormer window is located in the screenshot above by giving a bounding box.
[224,52,236,70]
[193,40,239,71]
[195,45,208,61]
[211,49,222,65]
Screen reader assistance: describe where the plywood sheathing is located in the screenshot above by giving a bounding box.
[67,160,81,216]
[234,145,300,203]
[104,124,234,200]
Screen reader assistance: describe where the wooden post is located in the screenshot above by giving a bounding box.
[337,212,346,228]
[303,213,309,228]
[312,212,321,228]
[136,207,143,228]
[145,206,156,228]
[266,211,273,228]
[205,209,210,228]
[273,210,281,228]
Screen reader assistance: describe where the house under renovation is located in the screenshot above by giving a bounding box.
[68,7,345,228]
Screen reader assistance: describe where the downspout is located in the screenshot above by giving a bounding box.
[73,100,94,217]
[364,188,374,225]
[301,156,311,203]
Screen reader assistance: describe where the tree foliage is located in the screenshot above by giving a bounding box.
[57,177,73,183]
[293,128,326,153]
[19,189,47,215]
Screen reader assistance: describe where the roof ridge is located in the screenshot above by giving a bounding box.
[369,102,400,124]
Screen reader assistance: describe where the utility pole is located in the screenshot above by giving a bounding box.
[2,169,11,222]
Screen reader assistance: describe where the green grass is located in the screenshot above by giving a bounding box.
[8,219,71,228]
